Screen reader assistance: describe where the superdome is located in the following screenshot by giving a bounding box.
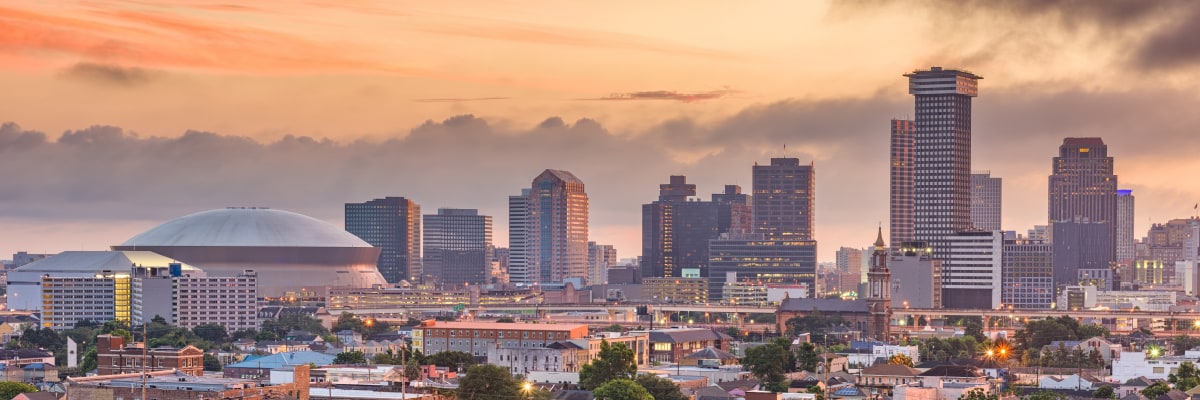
[119,208,373,248]
[113,207,386,297]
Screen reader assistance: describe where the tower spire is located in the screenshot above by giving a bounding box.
[874,225,886,249]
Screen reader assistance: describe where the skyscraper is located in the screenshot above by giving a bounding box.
[970,172,1002,231]
[1048,137,1118,249]
[943,231,1002,309]
[422,208,492,286]
[1052,219,1113,290]
[753,158,815,241]
[345,197,421,284]
[905,67,982,256]
[889,119,916,248]
[508,189,532,284]
[524,169,589,284]
[641,176,752,279]
[587,242,617,285]
[1116,189,1135,263]
[1002,238,1053,309]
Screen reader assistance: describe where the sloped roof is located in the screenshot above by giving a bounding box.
[15,251,201,274]
[778,298,869,313]
[225,351,334,369]
[1124,377,1156,387]
[550,390,594,400]
[118,207,372,248]
[684,346,738,360]
[832,386,870,397]
[919,365,982,378]
[696,386,736,400]
[649,329,726,344]
[716,379,760,392]
[537,169,584,185]
[861,363,920,377]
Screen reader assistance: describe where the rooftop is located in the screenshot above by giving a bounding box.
[15,251,200,274]
[417,321,586,332]
[227,351,336,370]
[118,207,373,248]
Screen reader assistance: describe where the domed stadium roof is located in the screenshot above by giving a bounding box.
[119,208,371,248]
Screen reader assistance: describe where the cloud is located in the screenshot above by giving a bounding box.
[419,22,741,61]
[413,97,511,103]
[59,62,158,86]
[581,90,736,103]
[1,84,1199,260]
[1135,5,1200,70]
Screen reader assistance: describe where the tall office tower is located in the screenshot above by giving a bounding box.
[905,67,982,256]
[508,190,532,284]
[641,176,752,279]
[345,197,421,284]
[587,242,617,286]
[712,184,751,205]
[527,169,589,284]
[422,209,492,286]
[1116,190,1135,263]
[752,158,815,240]
[942,231,1002,309]
[889,242,942,309]
[1052,219,1113,290]
[970,172,1002,231]
[1048,138,1118,253]
[1002,239,1053,309]
[890,119,916,248]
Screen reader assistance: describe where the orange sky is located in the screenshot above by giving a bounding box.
[2,0,1200,261]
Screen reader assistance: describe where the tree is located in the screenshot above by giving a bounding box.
[606,324,624,333]
[1142,382,1170,399]
[457,364,521,400]
[579,340,637,390]
[204,353,223,371]
[496,317,515,323]
[79,347,97,373]
[0,382,37,400]
[797,342,819,372]
[593,379,653,400]
[193,323,229,343]
[1022,391,1065,400]
[964,320,986,342]
[1171,361,1200,391]
[1093,385,1114,399]
[959,388,997,400]
[741,342,789,392]
[333,351,367,364]
[332,312,368,334]
[404,358,423,383]
[635,374,686,400]
[888,354,914,367]
[427,351,476,370]
[810,385,825,400]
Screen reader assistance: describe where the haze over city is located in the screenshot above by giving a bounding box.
[4,1,1200,261]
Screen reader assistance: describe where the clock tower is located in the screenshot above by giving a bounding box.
[866,227,892,341]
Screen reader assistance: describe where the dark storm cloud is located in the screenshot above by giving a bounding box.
[59,62,159,86]
[580,89,735,103]
[2,85,1199,252]
[832,0,1200,71]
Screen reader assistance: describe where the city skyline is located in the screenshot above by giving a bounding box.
[4,1,1200,262]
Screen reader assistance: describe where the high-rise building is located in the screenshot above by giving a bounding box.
[345,197,422,284]
[1002,239,1053,309]
[587,242,617,285]
[752,158,815,241]
[835,247,864,289]
[889,119,916,248]
[906,67,982,257]
[525,169,589,284]
[970,172,1002,231]
[508,190,532,284]
[1052,219,1114,291]
[889,242,941,309]
[1116,190,1135,263]
[641,176,751,279]
[707,236,817,301]
[423,209,492,286]
[1049,138,1117,253]
[942,231,1002,309]
[133,267,259,332]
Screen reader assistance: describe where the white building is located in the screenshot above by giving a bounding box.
[874,345,920,365]
[1112,350,1200,383]
[8,251,201,314]
[943,231,1003,309]
[41,274,128,330]
[133,268,259,332]
[893,376,991,400]
[723,280,768,305]
[1039,374,1102,390]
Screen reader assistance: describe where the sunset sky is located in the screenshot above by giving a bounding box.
[3,0,1200,261]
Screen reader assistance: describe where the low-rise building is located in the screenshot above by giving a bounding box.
[66,366,311,400]
[1112,351,1200,383]
[1039,373,1102,390]
[413,321,589,359]
[489,341,584,375]
[223,351,336,381]
[133,267,259,332]
[95,334,203,376]
[642,328,733,364]
[644,277,709,304]
[1040,337,1122,363]
[856,363,922,395]
[892,376,991,400]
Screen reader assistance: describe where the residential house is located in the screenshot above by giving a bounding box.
[856,363,922,395]
[1113,351,1200,382]
[644,328,733,364]
[682,347,740,367]
[1039,373,1102,391]
[893,376,991,400]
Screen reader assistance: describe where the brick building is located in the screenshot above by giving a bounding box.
[642,328,733,364]
[775,298,872,337]
[95,334,204,376]
[412,321,589,358]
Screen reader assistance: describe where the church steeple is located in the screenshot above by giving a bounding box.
[874,226,886,249]
[866,228,892,342]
